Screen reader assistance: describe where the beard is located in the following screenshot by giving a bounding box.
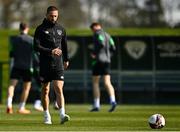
[47,19,57,25]
[51,20,56,24]
[50,20,56,25]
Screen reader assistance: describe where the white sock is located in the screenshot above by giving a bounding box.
[110,96,116,104]
[44,110,51,118]
[54,101,59,108]
[19,102,26,110]
[34,100,41,107]
[94,98,100,108]
[59,107,65,118]
[7,97,13,108]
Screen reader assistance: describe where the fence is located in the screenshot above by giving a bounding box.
[63,36,180,104]
[1,35,180,104]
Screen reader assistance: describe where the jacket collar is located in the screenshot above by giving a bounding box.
[42,18,57,27]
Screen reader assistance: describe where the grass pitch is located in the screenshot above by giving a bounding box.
[0,104,180,131]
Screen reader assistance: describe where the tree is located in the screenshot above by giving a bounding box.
[58,0,85,28]
[0,0,179,28]
[1,0,13,28]
[136,0,167,27]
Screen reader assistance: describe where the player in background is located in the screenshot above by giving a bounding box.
[6,22,33,114]
[34,6,70,124]
[89,22,117,112]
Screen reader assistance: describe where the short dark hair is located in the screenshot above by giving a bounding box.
[19,22,28,31]
[90,22,101,29]
[47,6,58,14]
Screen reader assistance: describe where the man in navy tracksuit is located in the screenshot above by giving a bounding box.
[90,22,117,112]
[34,6,70,124]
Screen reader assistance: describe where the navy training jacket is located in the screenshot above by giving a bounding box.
[34,19,69,72]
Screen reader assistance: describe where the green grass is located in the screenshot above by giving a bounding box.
[0,104,180,131]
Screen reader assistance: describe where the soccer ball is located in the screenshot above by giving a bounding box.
[148,114,165,129]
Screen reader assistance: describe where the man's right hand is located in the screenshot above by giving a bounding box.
[52,47,62,56]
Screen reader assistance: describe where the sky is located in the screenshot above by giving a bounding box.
[161,0,180,27]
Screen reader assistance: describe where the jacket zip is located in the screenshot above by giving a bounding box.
[52,27,56,44]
